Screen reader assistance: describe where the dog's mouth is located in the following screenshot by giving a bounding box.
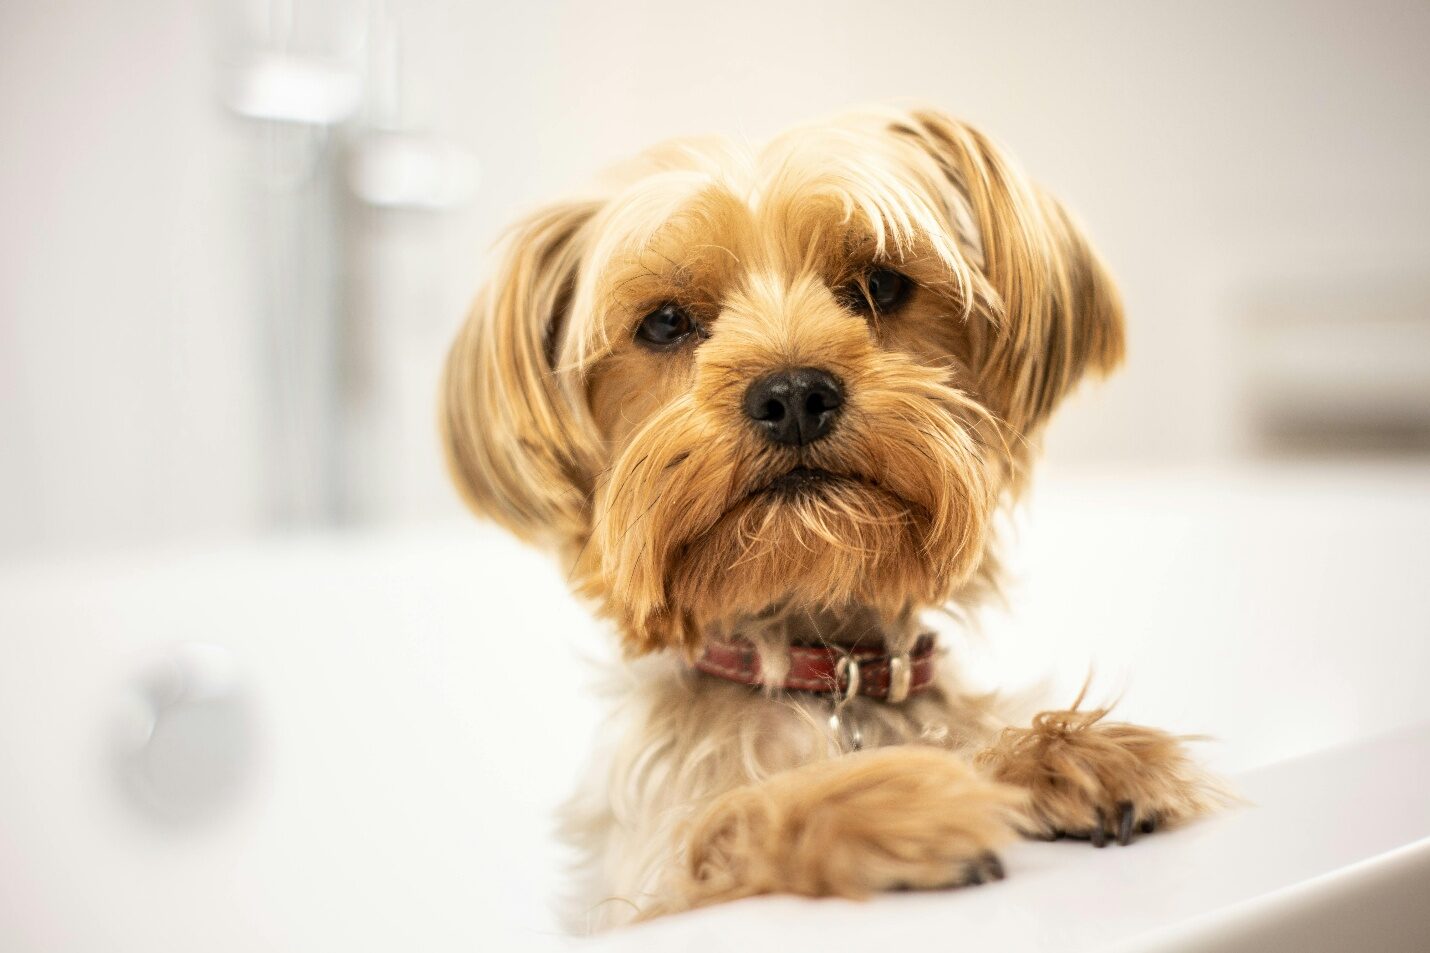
[745,465,933,522]
[755,466,863,498]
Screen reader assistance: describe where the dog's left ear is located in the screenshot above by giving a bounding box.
[892,110,1126,433]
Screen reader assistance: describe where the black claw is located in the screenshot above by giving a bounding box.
[1051,828,1066,841]
[964,861,986,886]
[1140,816,1158,835]
[982,851,1005,881]
[1117,801,1135,846]
[1090,807,1108,848]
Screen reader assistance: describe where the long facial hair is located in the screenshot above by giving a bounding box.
[442,107,1125,655]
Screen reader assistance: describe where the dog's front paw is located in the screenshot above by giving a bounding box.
[974,707,1227,847]
[654,747,1024,916]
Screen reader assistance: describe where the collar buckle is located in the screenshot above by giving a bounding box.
[887,652,913,704]
[833,654,862,704]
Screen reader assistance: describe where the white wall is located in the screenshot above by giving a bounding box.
[4,0,1429,557]
[1,1,260,556]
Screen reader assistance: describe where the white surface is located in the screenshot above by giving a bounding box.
[2,463,1429,951]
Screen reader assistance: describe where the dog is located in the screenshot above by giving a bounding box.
[441,105,1222,931]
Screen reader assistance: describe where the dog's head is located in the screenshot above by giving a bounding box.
[443,108,1124,654]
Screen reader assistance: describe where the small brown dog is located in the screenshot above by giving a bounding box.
[442,106,1221,931]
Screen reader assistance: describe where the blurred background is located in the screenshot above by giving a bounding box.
[4,0,1429,556]
[3,2,1429,951]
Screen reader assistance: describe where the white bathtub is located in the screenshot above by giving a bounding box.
[3,463,1428,952]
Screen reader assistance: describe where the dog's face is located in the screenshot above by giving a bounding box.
[444,108,1124,653]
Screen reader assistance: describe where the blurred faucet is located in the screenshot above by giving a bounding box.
[219,0,474,527]
[113,643,256,826]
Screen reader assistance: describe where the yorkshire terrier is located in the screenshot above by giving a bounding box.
[441,106,1222,931]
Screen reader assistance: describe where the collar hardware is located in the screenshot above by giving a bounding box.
[693,634,938,703]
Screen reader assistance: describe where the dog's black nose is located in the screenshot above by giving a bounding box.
[743,367,845,447]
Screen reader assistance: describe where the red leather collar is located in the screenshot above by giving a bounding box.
[693,634,938,703]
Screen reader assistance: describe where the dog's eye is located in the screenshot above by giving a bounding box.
[635,302,698,348]
[840,267,912,315]
[866,268,910,311]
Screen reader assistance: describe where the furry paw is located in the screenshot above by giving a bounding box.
[655,746,1025,916]
[974,707,1227,847]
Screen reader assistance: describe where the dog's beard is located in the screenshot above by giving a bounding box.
[592,361,997,653]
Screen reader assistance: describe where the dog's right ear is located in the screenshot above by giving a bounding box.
[441,199,604,544]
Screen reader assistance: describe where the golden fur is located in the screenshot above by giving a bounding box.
[441,106,1222,931]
